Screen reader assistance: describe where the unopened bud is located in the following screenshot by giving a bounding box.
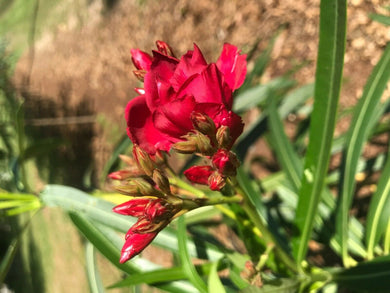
[208,172,226,191]
[133,69,147,81]
[118,154,135,166]
[191,112,216,136]
[153,150,167,166]
[152,169,171,194]
[216,126,232,149]
[184,165,214,185]
[212,149,240,177]
[108,169,143,180]
[133,145,155,176]
[172,140,197,154]
[156,40,175,57]
[115,178,163,197]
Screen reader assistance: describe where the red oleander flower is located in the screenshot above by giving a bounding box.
[126,41,247,154]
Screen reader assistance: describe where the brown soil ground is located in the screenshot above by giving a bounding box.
[13,0,390,189]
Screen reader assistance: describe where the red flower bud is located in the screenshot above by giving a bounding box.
[156,40,175,57]
[191,112,216,136]
[119,231,157,263]
[184,165,214,185]
[212,149,240,176]
[208,171,226,191]
[133,145,155,176]
[113,198,151,217]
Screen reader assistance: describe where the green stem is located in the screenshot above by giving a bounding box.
[182,195,242,210]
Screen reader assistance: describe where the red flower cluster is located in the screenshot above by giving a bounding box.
[112,41,247,264]
[126,41,247,155]
[113,197,179,263]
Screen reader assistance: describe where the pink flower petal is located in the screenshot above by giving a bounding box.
[216,43,247,90]
[125,96,172,154]
[153,95,196,139]
[171,43,208,91]
[177,64,233,108]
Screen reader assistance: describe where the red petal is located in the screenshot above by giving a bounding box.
[177,64,233,108]
[171,43,208,91]
[130,49,152,71]
[216,43,247,90]
[184,165,214,185]
[125,95,172,154]
[153,95,196,139]
[119,231,157,263]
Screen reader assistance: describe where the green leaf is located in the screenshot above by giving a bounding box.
[233,78,294,113]
[267,97,302,192]
[332,255,390,292]
[177,216,208,293]
[292,0,347,266]
[366,143,390,258]
[85,242,105,293]
[369,13,390,26]
[41,185,223,260]
[108,267,186,288]
[208,259,226,293]
[337,43,390,265]
[0,238,18,285]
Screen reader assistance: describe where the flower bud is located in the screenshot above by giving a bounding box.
[120,231,157,263]
[172,140,197,154]
[133,69,147,81]
[184,165,214,185]
[115,178,164,197]
[156,40,175,57]
[152,169,171,194]
[216,126,232,149]
[133,145,155,176]
[212,149,240,176]
[208,171,226,191]
[191,112,216,136]
[108,169,143,180]
[113,198,151,217]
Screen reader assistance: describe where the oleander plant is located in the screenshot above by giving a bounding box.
[2,0,390,292]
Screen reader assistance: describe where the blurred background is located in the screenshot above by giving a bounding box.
[0,0,389,292]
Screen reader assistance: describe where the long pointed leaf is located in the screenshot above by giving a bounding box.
[292,0,347,265]
[337,43,390,265]
[366,143,390,258]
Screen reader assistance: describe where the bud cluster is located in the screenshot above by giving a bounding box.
[108,147,191,263]
[175,111,241,191]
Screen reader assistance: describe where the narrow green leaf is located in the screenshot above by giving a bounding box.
[292,0,347,265]
[5,200,41,216]
[41,185,223,260]
[369,13,390,26]
[208,259,226,293]
[332,255,390,292]
[267,97,302,192]
[0,200,29,209]
[0,192,37,200]
[85,242,105,293]
[366,143,390,258]
[0,238,18,285]
[108,267,186,288]
[337,43,390,265]
[177,216,208,293]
